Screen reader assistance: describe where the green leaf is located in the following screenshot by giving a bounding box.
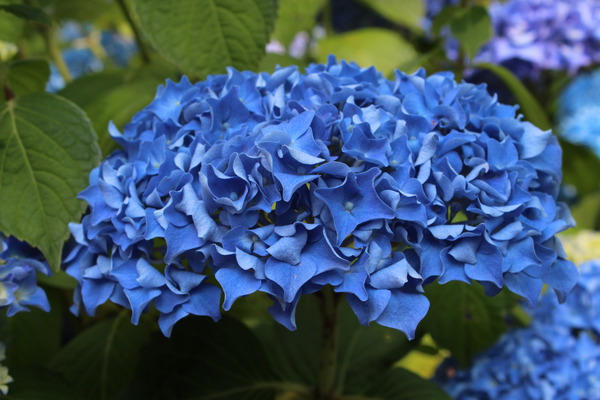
[0,366,84,400]
[7,59,50,97]
[254,297,321,386]
[272,0,325,47]
[475,62,552,130]
[421,282,518,368]
[0,0,23,44]
[340,367,451,400]
[4,289,62,368]
[336,301,414,394]
[0,4,50,25]
[58,71,128,109]
[36,270,76,289]
[315,28,417,76]
[358,0,424,31]
[49,313,150,400]
[133,0,276,77]
[51,0,116,22]
[431,5,460,37]
[126,316,295,400]
[0,93,100,271]
[254,295,415,394]
[570,192,600,232]
[449,6,492,60]
[560,141,600,198]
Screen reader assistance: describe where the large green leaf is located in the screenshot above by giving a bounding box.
[4,289,62,368]
[315,28,417,76]
[7,59,50,97]
[272,0,325,47]
[0,0,23,43]
[340,367,451,400]
[49,313,150,400]
[133,0,276,77]
[358,0,424,31]
[422,282,518,368]
[0,366,84,400]
[475,62,551,130]
[0,93,100,271]
[125,316,300,400]
[449,6,492,60]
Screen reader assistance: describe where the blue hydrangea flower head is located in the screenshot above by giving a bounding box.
[438,259,600,400]
[0,236,51,316]
[67,56,576,338]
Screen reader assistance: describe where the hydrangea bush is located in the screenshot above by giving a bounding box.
[439,260,600,400]
[0,0,595,398]
[64,56,577,337]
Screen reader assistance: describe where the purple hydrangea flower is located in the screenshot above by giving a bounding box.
[0,236,51,316]
[478,0,600,77]
[438,260,600,400]
[66,57,576,338]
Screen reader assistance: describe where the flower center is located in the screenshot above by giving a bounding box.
[344,201,354,211]
[229,192,239,201]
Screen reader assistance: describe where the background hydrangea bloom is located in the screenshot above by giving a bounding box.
[478,0,600,77]
[557,69,600,158]
[46,21,137,92]
[438,259,600,400]
[66,57,576,338]
[0,236,51,316]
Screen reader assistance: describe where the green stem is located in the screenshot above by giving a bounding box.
[321,0,334,37]
[116,0,151,64]
[316,287,339,400]
[454,0,473,81]
[43,24,72,83]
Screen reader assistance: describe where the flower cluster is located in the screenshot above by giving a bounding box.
[46,21,137,92]
[0,236,51,316]
[557,69,600,158]
[478,0,600,77]
[66,57,576,337]
[439,260,600,400]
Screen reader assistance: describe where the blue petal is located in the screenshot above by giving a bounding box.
[375,290,429,340]
[215,267,261,310]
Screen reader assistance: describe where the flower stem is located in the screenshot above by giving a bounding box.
[43,24,72,83]
[116,0,151,64]
[316,286,339,400]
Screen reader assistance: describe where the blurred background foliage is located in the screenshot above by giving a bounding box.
[0,0,599,398]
